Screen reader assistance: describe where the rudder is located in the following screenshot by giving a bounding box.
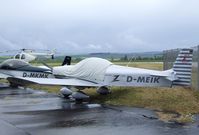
[172,48,193,86]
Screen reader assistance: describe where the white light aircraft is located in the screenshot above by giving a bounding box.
[1,49,193,100]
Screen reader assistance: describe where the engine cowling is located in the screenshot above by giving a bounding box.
[96,86,111,95]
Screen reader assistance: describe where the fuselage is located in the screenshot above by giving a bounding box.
[52,58,173,87]
[104,65,172,87]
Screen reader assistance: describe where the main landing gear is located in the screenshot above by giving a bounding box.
[60,86,111,102]
[60,87,89,102]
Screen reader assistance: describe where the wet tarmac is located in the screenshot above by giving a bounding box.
[0,83,199,135]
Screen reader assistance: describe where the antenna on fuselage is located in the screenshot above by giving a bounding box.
[126,56,136,67]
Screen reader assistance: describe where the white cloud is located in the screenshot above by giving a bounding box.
[0,35,20,50]
[64,41,80,49]
[118,33,146,45]
[0,0,198,53]
[26,40,48,50]
[87,44,102,50]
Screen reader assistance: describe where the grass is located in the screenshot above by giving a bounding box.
[84,87,199,116]
[32,61,163,71]
[113,62,163,70]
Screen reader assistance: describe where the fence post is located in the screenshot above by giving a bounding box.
[163,51,165,70]
[197,45,199,90]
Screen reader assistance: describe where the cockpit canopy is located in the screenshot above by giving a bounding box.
[14,53,26,60]
[0,59,29,70]
[53,57,113,82]
[0,59,50,72]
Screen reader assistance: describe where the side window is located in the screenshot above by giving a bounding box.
[21,54,25,59]
[15,54,20,59]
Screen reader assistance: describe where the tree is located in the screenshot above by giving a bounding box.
[123,55,128,61]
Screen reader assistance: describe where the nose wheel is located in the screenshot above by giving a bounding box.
[9,82,19,88]
[97,86,111,95]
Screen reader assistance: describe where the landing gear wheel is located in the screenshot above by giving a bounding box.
[97,86,111,95]
[9,82,19,88]
[72,91,90,102]
[60,87,73,98]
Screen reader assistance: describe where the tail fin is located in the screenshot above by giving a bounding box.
[62,56,71,66]
[172,48,193,86]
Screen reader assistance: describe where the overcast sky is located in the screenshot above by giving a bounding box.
[0,0,199,54]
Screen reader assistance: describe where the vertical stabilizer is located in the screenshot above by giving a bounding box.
[173,48,193,86]
[62,56,71,66]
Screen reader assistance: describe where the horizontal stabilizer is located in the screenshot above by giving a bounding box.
[150,69,177,81]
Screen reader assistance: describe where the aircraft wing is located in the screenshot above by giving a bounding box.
[7,77,101,87]
[0,73,11,79]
